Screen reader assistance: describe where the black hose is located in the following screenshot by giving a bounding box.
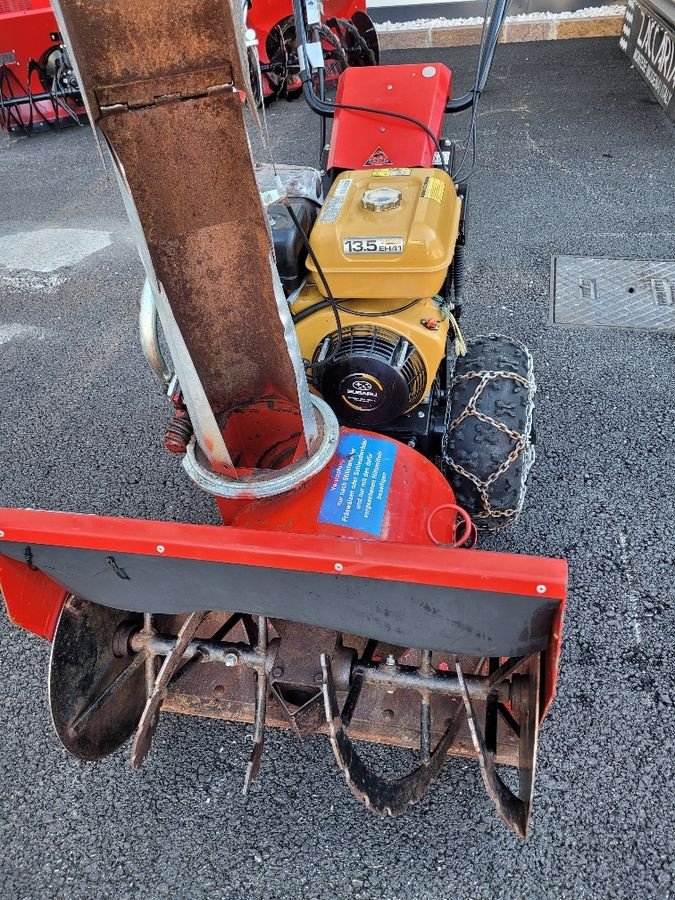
[293,299,332,324]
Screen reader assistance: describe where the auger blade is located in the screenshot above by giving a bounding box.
[243,616,268,794]
[131,610,209,768]
[456,654,541,839]
[320,653,466,816]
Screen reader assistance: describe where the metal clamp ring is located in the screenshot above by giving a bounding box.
[182,395,339,499]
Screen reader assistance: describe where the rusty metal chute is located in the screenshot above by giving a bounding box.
[53,0,319,475]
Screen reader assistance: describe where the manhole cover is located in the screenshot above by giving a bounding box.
[550,256,675,331]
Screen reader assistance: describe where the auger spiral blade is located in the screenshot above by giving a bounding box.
[320,653,467,816]
[243,616,268,794]
[456,654,541,839]
[131,610,209,768]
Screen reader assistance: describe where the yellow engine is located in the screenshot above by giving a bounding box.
[292,167,461,426]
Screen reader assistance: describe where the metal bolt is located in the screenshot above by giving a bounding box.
[156,545,165,554]
[536,584,547,594]
[224,652,238,667]
[334,562,343,572]
[314,673,323,684]
[417,411,425,418]
[272,666,284,678]
[385,654,396,667]
[383,708,395,721]
[0,530,5,538]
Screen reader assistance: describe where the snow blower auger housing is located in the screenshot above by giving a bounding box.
[0,0,567,838]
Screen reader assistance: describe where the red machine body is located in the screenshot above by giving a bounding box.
[0,2,570,836]
[0,431,567,717]
[0,0,84,132]
[327,63,452,170]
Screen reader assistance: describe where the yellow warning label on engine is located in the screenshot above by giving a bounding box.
[370,168,412,177]
[421,176,445,203]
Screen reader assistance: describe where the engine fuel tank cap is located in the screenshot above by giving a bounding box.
[362,187,402,212]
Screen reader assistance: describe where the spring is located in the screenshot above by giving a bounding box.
[452,243,466,314]
[164,408,193,454]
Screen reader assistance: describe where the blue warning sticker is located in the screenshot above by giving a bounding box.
[318,433,397,537]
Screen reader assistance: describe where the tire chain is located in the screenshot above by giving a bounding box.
[442,335,536,530]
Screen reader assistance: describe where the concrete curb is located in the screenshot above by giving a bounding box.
[378,14,624,49]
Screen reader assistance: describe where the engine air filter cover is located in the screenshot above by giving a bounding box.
[316,325,427,426]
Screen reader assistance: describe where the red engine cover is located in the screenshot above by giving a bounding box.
[327,63,452,171]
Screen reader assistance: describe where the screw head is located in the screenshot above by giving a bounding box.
[334,562,343,572]
[385,654,396,667]
[0,530,5,538]
[213,684,225,698]
[417,410,425,418]
[272,666,284,678]
[156,545,165,554]
[224,652,238,667]
[314,672,323,684]
[536,584,547,594]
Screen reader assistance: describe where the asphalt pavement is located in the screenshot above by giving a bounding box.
[1,38,674,899]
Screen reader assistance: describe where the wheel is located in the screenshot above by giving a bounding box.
[442,335,536,531]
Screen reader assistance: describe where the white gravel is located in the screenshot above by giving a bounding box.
[377,3,626,29]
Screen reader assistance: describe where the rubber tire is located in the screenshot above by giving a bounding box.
[443,335,535,531]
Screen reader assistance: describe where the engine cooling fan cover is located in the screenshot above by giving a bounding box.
[315,325,427,426]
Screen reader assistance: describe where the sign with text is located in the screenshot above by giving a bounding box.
[620,0,675,120]
[318,433,397,537]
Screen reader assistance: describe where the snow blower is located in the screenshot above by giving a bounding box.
[0,0,567,837]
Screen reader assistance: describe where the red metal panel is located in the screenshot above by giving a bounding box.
[327,63,452,171]
[0,504,566,711]
[0,552,66,639]
[0,507,567,602]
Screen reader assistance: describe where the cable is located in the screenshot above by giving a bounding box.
[337,298,422,318]
[452,0,512,184]
[451,0,490,182]
[307,91,450,176]
[292,0,449,173]
[292,297,422,324]
[285,201,343,373]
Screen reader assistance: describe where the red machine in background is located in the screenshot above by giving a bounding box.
[248,0,378,103]
[0,0,84,133]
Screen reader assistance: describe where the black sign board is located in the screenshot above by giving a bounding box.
[620,0,675,120]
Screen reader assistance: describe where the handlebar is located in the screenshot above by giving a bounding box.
[292,0,511,119]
